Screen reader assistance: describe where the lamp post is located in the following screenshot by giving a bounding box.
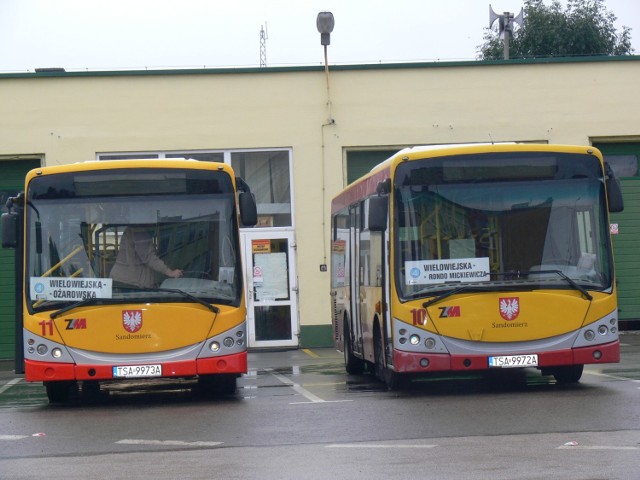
[316,11,335,102]
[316,12,335,272]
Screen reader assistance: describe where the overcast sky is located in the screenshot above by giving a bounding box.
[0,0,638,72]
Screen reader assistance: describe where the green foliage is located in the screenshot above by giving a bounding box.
[478,0,634,60]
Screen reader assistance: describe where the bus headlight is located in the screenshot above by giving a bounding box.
[36,344,48,355]
[598,325,608,335]
[209,341,221,352]
[409,334,420,345]
[223,337,235,348]
[51,348,63,359]
[584,330,596,342]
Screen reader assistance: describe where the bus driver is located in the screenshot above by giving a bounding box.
[110,226,183,288]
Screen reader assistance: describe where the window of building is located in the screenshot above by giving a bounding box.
[97,149,293,228]
[593,142,639,178]
[345,149,400,185]
[231,151,292,227]
[166,152,225,162]
[604,155,638,178]
[98,153,159,160]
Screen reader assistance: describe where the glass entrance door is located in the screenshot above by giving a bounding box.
[242,231,299,348]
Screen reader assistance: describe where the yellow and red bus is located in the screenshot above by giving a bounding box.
[1,159,257,402]
[330,144,624,389]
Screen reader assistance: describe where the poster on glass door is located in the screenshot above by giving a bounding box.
[253,252,288,301]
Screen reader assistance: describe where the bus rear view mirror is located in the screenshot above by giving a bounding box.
[368,195,388,231]
[1,212,18,249]
[605,164,624,213]
[239,192,258,227]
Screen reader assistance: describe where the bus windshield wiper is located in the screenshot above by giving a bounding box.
[420,270,593,309]
[153,287,220,314]
[422,285,492,308]
[49,297,118,319]
[525,269,593,301]
[49,287,219,319]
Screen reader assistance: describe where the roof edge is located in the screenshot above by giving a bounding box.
[1,55,639,79]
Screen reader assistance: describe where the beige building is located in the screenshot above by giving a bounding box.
[1,56,639,357]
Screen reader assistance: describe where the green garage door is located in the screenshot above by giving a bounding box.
[0,159,41,360]
[594,142,640,328]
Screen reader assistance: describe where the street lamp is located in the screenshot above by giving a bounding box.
[316,11,335,115]
[316,12,336,273]
[316,11,335,46]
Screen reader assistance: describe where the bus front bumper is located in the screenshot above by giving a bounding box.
[392,340,620,373]
[24,352,247,382]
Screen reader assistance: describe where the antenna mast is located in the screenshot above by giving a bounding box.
[260,24,268,67]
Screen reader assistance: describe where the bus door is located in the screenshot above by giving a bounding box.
[350,205,364,356]
[359,198,385,364]
[242,230,299,348]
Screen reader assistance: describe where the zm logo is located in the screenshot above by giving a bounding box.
[65,318,87,330]
[438,306,461,318]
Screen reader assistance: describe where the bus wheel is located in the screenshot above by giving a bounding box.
[552,365,584,384]
[344,322,365,375]
[374,331,403,390]
[45,381,76,403]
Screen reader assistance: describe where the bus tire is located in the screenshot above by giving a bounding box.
[45,381,76,403]
[552,365,584,384]
[374,328,403,391]
[344,321,365,375]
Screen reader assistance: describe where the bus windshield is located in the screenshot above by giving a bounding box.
[393,152,613,301]
[26,168,242,312]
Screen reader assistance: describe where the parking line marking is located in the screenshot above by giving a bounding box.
[302,348,320,358]
[0,378,22,395]
[0,435,30,441]
[116,439,223,447]
[265,368,326,403]
[585,370,640,383]
[557,445,639,451]
[327,444,437,449]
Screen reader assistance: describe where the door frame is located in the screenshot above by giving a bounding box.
[241,229,299,348]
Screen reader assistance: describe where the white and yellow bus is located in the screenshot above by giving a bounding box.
[330,144,624,389]
[2,159,257,402]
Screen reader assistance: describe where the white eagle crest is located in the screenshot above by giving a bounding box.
[500,298,519,320]
[123,310,142,333]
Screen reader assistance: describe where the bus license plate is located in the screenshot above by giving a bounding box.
[488,354,538,368]
[113,364,162,378]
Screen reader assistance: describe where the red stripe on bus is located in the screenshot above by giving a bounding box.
[392,340,620,373]
[331,166,390,214]
[24,352,248,382]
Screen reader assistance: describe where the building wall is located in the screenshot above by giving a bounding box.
[1,57,639,351]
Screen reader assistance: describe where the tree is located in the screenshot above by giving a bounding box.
[478,0,634,60]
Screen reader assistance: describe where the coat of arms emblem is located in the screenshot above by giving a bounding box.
[499,297,520,321]
[122,310,143,333]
